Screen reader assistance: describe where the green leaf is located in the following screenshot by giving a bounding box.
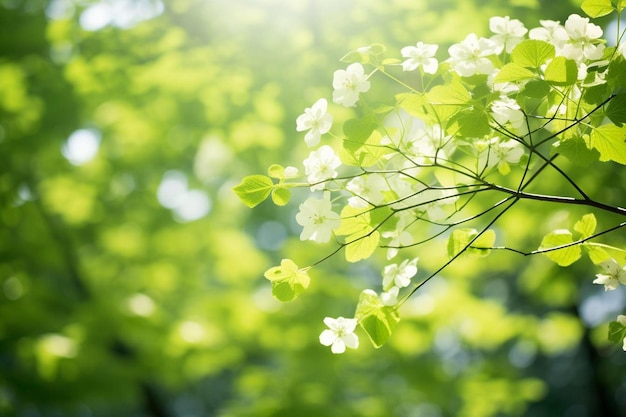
[264,259,310,302]
[544,56,577,86]
[450,108,491,137]
[574,213,597,239]
[552,135,600,166]
[271,187,291,206]
[267,164,285,179]
[471,229,496,256]
[335,206,371,236]
[427,77,471,105]
[447,228,495,258]
[538,229,581,266]
[511,40,555,68]
[232,175,273,208]
[584,243,611,264]
[397,93,429,120]
[355,289,400,348]
[341,130,388,168]
[522,80,551,98]
[336,206,380,262]
[343,116,377,152]
[605,94,626,127]
[586,124,626,164]
[345,231,380,262]
[581,0,615,17]
[607,58,626,90]
[494,63,536,83]
[608,320,626,344]
[612,0,626,12]
[583,83,611,105]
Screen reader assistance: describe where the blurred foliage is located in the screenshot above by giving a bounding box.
[1,0,625,416]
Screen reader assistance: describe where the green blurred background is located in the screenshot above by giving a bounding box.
[1,0,626,416]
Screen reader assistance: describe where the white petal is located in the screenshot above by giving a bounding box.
[323,316,338,329]
[319,329,337,346]
[331,339,346,354]
[341,333,359,350]
[304,130,320,148]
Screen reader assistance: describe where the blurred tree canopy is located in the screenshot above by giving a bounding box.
[1,0,625,416]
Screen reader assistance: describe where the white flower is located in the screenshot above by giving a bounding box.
[319,316,359,354]
[489,16,528,54]
[401,42,439,73]
[380,286,400,306]
[295,191,341,243]
[561,14,605,61]
[496,139,525,175]
[617,315,626,351]
[382,258,419,290]
[447,33,498,77]
[332,63,371,107]
[303,145,341,190]
[296,98,333,148]
[593,258,626,291]
[491,97,525,130]
[529,19,569,48]
[346,173,387,208]
[478,137,525,175]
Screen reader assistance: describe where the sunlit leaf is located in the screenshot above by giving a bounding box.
[268,164,285,179]
[264,259,310,302]
[450,108,491,137]
[494,63,536,83]
[343,116,377,152]
[544,57,577,86]
[232,175,273,208]
[355,289,400,348]
[345,231,380,262]
[271,187,291,206]
[511,40,555,68]
[397,93,428,119]
[581,0,615,17]
[427,77,471,105]
[586,124,626,164]
[612,0,626,12]
[573,213,597,239]
[584,243,611,264]
[448,228,496,258]
[538,229,581,266]
[335,206,380,262]
[335,206,371,236]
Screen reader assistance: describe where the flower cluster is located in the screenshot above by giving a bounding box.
[233,9,626,353]
[290,12,624,352]
[318,258,418,353]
